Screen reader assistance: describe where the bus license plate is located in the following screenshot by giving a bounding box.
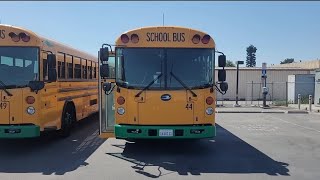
[159,129,173,137]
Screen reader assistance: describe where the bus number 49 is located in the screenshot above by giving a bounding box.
[0,102,7,109]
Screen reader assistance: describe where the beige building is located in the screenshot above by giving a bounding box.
[270,59,320,70]
[215,67,311,101]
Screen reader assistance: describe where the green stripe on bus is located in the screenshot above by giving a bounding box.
[0,125,40,138]
[114,124,215,139]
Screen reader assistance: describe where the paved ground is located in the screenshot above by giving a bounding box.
[0,113,320,180]
[216,100,320,113]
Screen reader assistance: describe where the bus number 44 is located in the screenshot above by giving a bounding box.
[185,103,193,110]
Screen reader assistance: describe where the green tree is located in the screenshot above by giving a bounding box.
[280,58,295,64]
[246,45,257,67]
[226,60,236,67]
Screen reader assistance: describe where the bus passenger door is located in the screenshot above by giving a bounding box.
[99,81,115,138]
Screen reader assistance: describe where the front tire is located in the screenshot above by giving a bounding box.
[59,105,75,138]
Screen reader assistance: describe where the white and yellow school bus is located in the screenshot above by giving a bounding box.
[99,26,228,139]
[0,24,98,138]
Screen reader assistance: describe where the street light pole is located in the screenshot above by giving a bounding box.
[234,61,244,107]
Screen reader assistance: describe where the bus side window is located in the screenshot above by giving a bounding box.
[82,59,87,79]
[58,53,66,79]
[88,61,93,79]
[66,55,73,79]
[93,62,97,79]
[74,57,81,79]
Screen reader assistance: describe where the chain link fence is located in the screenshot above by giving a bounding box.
[216,81,315,107]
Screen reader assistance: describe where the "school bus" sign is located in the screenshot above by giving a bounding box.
[115,26,215,48]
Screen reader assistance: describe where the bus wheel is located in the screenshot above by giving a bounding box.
[59,104,75,138]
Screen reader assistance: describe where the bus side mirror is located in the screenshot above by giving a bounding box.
[47,54,57,82]
[220,82,228,92]
[100,47,109,62]
[218,55,226,67]
[103,82,112,92]
[28,81,45,92]
[218,69,226,82]
[100,64,109,78]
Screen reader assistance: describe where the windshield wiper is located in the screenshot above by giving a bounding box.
[170,72,197,97]
[0,80,13,96]
[135,73,163,97]
[192,83,212,89]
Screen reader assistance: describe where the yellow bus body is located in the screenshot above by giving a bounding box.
[100,26,218,139]
[0,24,98,138]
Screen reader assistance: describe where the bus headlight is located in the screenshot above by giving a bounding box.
[117,107,125,115]
[206,107,214,115]
[27,106,35,115]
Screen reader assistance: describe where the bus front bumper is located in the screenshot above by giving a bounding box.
[115,124,216,139]
[0,125,40,138]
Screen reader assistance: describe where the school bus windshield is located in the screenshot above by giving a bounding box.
[116,48,214,89]
[0,47,39,87]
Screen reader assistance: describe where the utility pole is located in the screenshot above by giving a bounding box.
[234,61,244,107]
[261,62,269,108]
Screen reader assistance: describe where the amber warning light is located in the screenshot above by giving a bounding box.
[8,32,31,42]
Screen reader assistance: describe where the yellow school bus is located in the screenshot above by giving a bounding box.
[0,24,98,138]
[99,26,228,139]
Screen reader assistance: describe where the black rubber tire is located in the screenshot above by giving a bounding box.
[59,104,75,138]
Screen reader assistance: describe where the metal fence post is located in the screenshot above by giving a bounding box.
[309,95,312,112]
[251,81,253,104]
[298,94,301,110]
[285,81,288,107]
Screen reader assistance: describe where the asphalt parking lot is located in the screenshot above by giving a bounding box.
[0,113,320,180]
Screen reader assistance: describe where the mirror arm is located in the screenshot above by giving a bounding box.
[102,44,113,54]
[215,50,225,56]
[215,82,226,95]
[105,83,116,95]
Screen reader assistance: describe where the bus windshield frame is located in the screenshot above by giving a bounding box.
[115,47,215,90]
[0,46,39,88]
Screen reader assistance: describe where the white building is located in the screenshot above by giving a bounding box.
[215,67,311,101]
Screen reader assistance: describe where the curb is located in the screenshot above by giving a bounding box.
[287,110,309,114]
[216,111,285,114]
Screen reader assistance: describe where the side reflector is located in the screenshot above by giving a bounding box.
[206,97,214,105]
[117,96,125,105]
[26,96,35,104]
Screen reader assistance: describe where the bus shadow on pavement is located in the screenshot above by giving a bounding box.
[0,114,105,175]
[107,124,290,178]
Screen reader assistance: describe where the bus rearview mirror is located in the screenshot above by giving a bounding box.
[218,55,226,67]
[100,47,109,62]
[100,64,109,78]
[220,82,228,92]
[28,81,45,92]
[103,82,112,92]
[218,69,226,82]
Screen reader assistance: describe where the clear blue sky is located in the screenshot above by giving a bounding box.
[1,1,319,66]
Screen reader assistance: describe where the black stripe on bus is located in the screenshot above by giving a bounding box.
[58,92,97,101]
[58,86,97,93]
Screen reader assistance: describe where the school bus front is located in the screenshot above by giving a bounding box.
[0,25,42,138]
[1,24,99,138]
[99,26,227,139]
